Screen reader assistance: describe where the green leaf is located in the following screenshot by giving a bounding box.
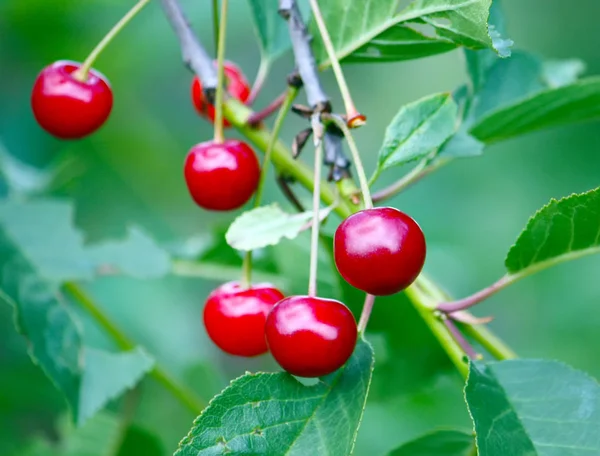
[311,0,505,66]
[388,429,475,456]
[0,140,55,197]
[0,199,170,281]
[374,93,457,179]
[86,227,171,279]
[175,338,374,456]
[246,0,291,63]
[225,203,334,251]
[0,202,156,425]
[79,348,154,424]
[437,129,484,158]
[20,412,122,456]
[470,76,600,143]
[505,187,600,276]
[465,359,600,456]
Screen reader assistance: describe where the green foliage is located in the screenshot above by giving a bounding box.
[310,0,508,66]
[471,76,600,143]
[175,338,374,456]
[373,93,458,181]
[0,200,162,424]
[0,200,170,282]
[388,429,475,456]
[465,360,600,456]
[246,0,291,64]
[225,204,333,251]
[19,412,123,456]
[505,187,600,276]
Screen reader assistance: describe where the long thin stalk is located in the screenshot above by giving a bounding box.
[63,282,205,415]
[74,0,151,81]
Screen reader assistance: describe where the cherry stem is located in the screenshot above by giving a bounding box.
[62,282,205,414]
[73,0,151,82]
[442,315,479,359]
[308,139,324,297]
[160,0,217,89]
[460,322,518,360]
[212,0,219,54]
[213,0,229,144]
[324,114,373,209]
[308,0,359,121]
[247,91,288,126]
[276,175,306,212]
[247,59,270,105]
[372,159,430,202]
[241,87,298,288]
[357,294,375,334]
[437,275,512,314]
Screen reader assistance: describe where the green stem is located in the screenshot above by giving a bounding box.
[405,284,469,379]
[62,282,205,415]
[240,87,299,288]
[357,294,375,334]
[213,0,229,143]
[325,115,373,209]
[309,0,359,120]
[222,97,514,375]
[73,0,151,81]
[308,140,324,297]
[247,59,270,105]
[212,0,219,55]
[461,323,518,361]
[224,99,345,215]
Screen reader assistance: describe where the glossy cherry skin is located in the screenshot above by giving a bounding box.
[204,281,285,357]
[334,207,426,296]
[184,139,260,211]
[31,60,113,139]
[191,61,251,127]
[265,296,358,378]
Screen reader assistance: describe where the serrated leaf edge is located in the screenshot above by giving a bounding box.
[504,186,600,276]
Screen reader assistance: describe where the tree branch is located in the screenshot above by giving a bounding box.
[160,0,217,93]
[279,0,329,111]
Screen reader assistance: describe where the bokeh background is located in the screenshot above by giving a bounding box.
[1,0,599,454]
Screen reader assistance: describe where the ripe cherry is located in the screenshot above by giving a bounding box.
[191,61,251,127]
[334,207,426,296]
[184,139,260,211]
[204,282,285,357]
[265,296,358,378]
[31,60,113,139]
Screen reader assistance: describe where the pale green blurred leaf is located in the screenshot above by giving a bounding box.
[225,203,334,251]
[86,227,170,279]
[0,201,156,425]
[247,0,291,62]
[465,359,600,456]
[0,200,171,281]
[505,186,600,276]
[175,338,374,456]
[388,429,475,455]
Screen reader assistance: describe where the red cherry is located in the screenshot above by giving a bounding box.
[184,139,260,211]
[191,61,251,127]
[265,296,358,378]
[203,282,285,357]
[31,60,113,139]
[334,207,426,296]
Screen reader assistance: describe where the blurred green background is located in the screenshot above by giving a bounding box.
[1,0,599,455]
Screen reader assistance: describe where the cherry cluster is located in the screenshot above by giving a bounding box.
[30,59,426,377]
